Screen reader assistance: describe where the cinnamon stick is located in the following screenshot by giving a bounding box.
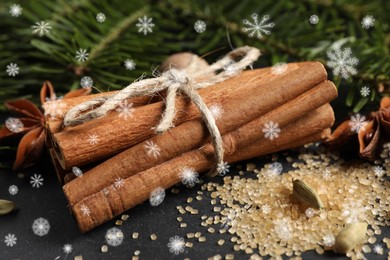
[63,79,336,207]
[52,62,327,169]
[70,102,335,232]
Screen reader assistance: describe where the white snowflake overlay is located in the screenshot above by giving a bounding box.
[341,199,367,224]
[43,97,66,118]
[4,234,17,247]
[361,15,375,29]
[32,218,50,236]
[105,227,124,247]
[8,185,18,195]
[149,187,165,206]
[80,76,93,88]
[309,15,319,25]
[88,134,99,145]
[63,244,73,254]
[373,166,385,178]
[273,218,292,241]
[76,49,89,63]
[326,46,359,79]
[144,140,161,158]
[80,204,91,216]
[72,166,83,177]
[6,63,19,77]
[209,103,224,120]
[136,15,154,35]
[262,204,271,214]
[373,244,384,255]
[194,20,206,33]
[167,236,185,255]
[263,121,281,140]
[179,167,199,187]
[217,161,230,176]
[271,62,288,75]
[322,169,332,181]
[116,100,135,120]
[349,114,366,133]
[242,13,274,39]
[96,13,106,23]
[323,234,335,247]
[360,86,370,97]
[30,174,44,188]
[31,21,52,36]
[124,59,136,70]
[267,162,283,177]
[223,61,240,76]
[5,117,23,133]
[114,177,124,188]
[9,4,22,17]
[305,207,315,218]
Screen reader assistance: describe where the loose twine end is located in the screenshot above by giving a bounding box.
[63,46,261,177]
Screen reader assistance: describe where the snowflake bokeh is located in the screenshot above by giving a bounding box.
[124,59,136,70]
[179,167,199,187]
[309,15,319,25]
[136,15,154,35]
[96,13,106,23]
[262,121,281,140]
[242,13,274,39]
[149,187,165,206]
[360,86,370,97]
[167,236,185,255]
[9,4,22,17]
[80,76,93,88]
[32,218,50,236]
[326,46,359,79]
[6,63,19,77]
[30,174,44,188]
[361,15,375,29]
[349,114,366,133]
[217,161,230,176]
[5,117,23,133]
[144,140,161,158]
[105,227,124,247]
[4,234,17,247]
[31,21,52,36]
[194,20,206,33]
[76,49,89,63]
[116,100,135,120]
[8,185,18,195]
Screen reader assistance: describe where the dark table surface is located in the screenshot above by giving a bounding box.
[0,88,388,260]
[0,150,388,260]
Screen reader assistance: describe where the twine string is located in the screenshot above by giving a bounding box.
[63,46,261,176]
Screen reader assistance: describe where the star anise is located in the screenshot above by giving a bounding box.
[324,97,390,160]
[0,81,90,170]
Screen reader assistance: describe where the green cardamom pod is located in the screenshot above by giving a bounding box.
[292,179,324,209]
[0,199,16,216]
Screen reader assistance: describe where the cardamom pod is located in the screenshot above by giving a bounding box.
[0,199,15,216]
[334,222,368,254]
[292,179,324,209]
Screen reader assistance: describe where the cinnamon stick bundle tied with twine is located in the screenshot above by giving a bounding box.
[53,46,260,171]
[49,46,338,232]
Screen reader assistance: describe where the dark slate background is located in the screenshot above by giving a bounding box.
[0,149,388,260]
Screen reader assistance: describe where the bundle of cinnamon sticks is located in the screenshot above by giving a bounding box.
[45,56,337,232]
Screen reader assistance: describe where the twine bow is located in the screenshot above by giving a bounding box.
[64,46,261,176]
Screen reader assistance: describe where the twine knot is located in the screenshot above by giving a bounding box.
[63,46,261,176]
